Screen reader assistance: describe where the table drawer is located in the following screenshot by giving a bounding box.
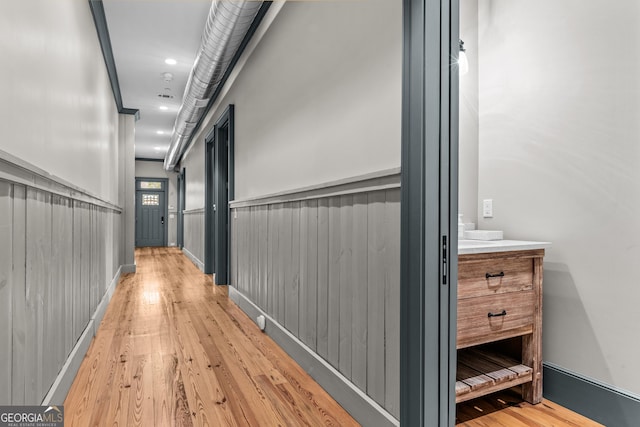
[457,290,535,349]
[458,257,533,299]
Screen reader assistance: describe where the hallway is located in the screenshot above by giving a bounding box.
[64,248,357,426]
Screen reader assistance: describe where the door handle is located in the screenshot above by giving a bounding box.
[161,216,165,225]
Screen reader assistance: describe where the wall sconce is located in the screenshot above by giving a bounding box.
[458,39,469,75]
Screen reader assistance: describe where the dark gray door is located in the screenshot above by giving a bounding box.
[135,183,166,247]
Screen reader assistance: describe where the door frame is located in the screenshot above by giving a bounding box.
[135,177,169,247]
[204,105,235,283]
[400,0,458,425]
[177,168,186,249]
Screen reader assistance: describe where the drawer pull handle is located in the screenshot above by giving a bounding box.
[488,310,507,318]
[486,271,505,279]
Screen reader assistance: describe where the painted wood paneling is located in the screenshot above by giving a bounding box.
[11,185,27,405]
[72,201,84,345]
[351,193,368,390]
[50,196,72,390]
[327,196,341,369]
[258,205,268,310]
[281,203,293,330]
[230,207,238,288]
[0,183,12,404]
[384,189,401,418]
[367,191,387,406]
[272,204,284,324]
[316,199,329,360]
[26,189,52,402]
[183,210,205,269]
[285,202,300,335]
[338,195,353,379]
[0,178,122,405]
[300,200,318,350]
[229,187,401,417]
[267,205,277,315]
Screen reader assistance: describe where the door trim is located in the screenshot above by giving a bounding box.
[400,0,458,425]
[135,177,169,247]
[204,105,235,283]
[177,168,186,249]
[205,134,215,274]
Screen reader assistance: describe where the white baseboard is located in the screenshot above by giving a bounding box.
[41,266,123,406]
[182,247,204,272]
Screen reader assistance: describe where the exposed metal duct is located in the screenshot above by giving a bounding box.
[164,0,264,171]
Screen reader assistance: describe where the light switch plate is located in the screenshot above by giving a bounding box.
[483,199,493,218]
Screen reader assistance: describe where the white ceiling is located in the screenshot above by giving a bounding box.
[102,0,212,160]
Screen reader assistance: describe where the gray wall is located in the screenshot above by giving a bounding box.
[470,0,640,396]
[231,183,400,419]
[0,0,130,404]
[135,160,178,246]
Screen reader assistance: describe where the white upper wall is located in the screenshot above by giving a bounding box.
[182,0,402,206]
[476,0,640,395]
[0,0,121,204]
[459,0,480,224]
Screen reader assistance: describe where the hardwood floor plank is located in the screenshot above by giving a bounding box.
[456,388,605,427]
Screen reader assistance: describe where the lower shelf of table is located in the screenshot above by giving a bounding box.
[456,347,533,404]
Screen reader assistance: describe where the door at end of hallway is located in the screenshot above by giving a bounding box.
[135,178,168,247]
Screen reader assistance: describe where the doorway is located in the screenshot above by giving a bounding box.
[205,105,234,284]
[135,178,169,247]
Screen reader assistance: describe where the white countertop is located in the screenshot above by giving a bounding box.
[458,239,551,255]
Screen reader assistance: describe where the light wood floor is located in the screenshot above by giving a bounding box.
[64,247,357,426]
[65,247,603,427]
[456,386,603,426]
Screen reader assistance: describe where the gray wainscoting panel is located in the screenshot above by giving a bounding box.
[0,183,12,404]
[367,191,386,406]
[49,196,73,395]
[299,200,318,350]
[254,205,266,309]
[231,186,401,419]
[316,199,329,360]
[25,189,52,403]
[183,209,205,271]
[327,196,341,369]
[0,178,122,405]
[11,185,27,404]
[338,195,353,380]
[384,189,401,418]
[352,193,368,391]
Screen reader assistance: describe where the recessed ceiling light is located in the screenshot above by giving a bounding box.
[156,130,165,135]
[154,146,165,151]
[164,58,177,65]
[159,106,168,111]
